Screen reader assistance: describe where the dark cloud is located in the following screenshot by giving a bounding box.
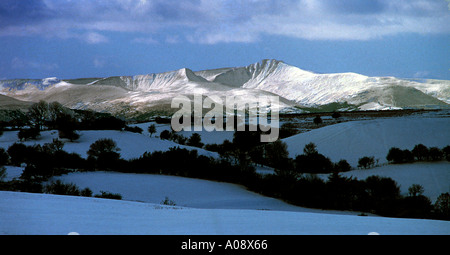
[0,0,53,25]
[0,0,448,42]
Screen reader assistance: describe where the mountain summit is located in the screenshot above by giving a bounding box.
[0,59,449,117]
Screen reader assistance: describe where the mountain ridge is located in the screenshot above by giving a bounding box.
[0,59,448,117]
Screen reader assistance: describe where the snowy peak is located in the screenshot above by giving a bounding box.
[0,77,63,91]
[179,68,208,83]
[0,59,449,117]
[130,68,207,91]
[246,59,294,78]
[246,59,285,75]
[209,59,314,88]
[87,68,208,92]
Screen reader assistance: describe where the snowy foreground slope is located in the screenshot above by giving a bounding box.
[283,117,450,167]
[1,191,449,235]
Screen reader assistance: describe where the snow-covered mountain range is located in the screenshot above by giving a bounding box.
[1,59,449,118]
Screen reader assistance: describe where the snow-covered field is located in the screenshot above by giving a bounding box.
[1,190,449,235]
[1,115,449,235]
[318,162,450,202]
[283,117,450,167]
[49,171,352,214]
[0,128,217,160]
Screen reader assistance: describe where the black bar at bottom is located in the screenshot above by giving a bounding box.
[2,235,447,254]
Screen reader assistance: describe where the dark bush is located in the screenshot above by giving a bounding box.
[443,146,450,161]
[397,195,433,219]
[44,180,80,196]
[27,100,49,130]
[232,129,263,153]
[0,179,43,193]
[0,147,10,166]
[358,156,375,169]
[148,124,157,137]
[87,138,121,170]
[155,116,171,124]
[326,172,362,210]
[386,147,404,164]
[186,133,204,148]
[124,125,143,134]
[313,115,322,125]
[408,184,425,197]
[94,191,122,200]
[364,175,401,215]
[172,132,187,145]
[161,196,176,206]
[7,143,28,166]
[79,114,125,130]
[80,187,93,197]
[20,164,53,181]
[303,142,318,156]
[264,140,290,170]
[291,174,327,208]
[295,153,334,173]
[55,113,80,141]
[334,159,352,172]
[412,144,429,161]
[160,130,171,140]
[18,128,40,141]
[402,149,414,163]
[434,192,450,220]
[58,129,80,142]
[331,112,341,119]
[428,147,443,161]
[87,138,120,160]
[0,166,6,182]
[54,151,86,170]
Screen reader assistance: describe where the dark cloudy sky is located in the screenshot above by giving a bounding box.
[0,0,449,80]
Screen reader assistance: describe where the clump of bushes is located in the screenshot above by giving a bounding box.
[387,144,449,164]
[159,130,204,148]
[358,156,377,169]
[161,196,176,206]
[18,128,40,141]
[5,140,85,183]
[87,138,123,170]
[44,180,83,196]
[434,192,450,220]
[94,191,122,200]
[294,143,333,173]
[123,125,143,134]
[44,180,121,200]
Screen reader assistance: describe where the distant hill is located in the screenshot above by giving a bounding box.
[1,59,448,118]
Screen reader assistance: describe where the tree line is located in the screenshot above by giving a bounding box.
[387,144,450,164]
